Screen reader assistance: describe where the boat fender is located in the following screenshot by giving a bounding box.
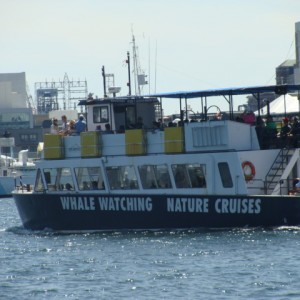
[242,161,256,181]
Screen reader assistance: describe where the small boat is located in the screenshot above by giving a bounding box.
[12,84,300,231]
[0,138,35,197]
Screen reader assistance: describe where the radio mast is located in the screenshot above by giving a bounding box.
[131,32,148,95]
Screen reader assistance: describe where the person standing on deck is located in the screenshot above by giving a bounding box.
[59,115,68,135]
[50,118,59,134]
[74,114,86,134]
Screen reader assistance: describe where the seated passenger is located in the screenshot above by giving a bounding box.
[136,116,144,129]
[175,170,189,188]
[152,121,160,132]
[103,123,114,134]
[117,125,125,133]
[67,120,76,135]
[91,181,98,189]
[82,181,89,190]
[65,183,72,190]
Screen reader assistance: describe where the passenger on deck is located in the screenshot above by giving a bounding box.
[117,125,125,133]
[136,116,144,129]
[65,183,72,190]
[82,181,89,190]
[103,123,114,134]
[152,121,161,132]
[242,111,256,125]
[59,115,68,135]
[68,120,76,135]
[255,116,266,148]
[74,114,86,134]
[215,111,222,120]
[290,117,300,147]
[280,117,291,147]
[50,118,59,134]
[290,178,300,195]
[264,115,278,148]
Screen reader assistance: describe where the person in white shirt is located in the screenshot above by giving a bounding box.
[50,118,59,134]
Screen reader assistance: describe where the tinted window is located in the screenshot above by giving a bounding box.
[218,162,233,188]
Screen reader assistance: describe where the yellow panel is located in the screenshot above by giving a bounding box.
[81,131,101,157]
[43,134,64,159]
[164,127,184,153]
[125,129,146,155]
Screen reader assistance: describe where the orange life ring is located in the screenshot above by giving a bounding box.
[242,161,256,181]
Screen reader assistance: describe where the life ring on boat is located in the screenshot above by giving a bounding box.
[242,161,256,181]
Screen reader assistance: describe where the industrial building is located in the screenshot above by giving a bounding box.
[276,22,300,85]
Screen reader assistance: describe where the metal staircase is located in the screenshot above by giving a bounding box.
[264,148,299,195]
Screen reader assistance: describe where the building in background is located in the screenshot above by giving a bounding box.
[276,22,300,85]
[0,73,42,155]
[0,72,27,108]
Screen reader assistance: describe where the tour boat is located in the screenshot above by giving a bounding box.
[12,84,300,231]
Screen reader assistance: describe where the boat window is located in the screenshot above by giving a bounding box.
[126,106,136,128]
[172,164,191,188]
[138,164,172,189]
[43,168,74,191]
[187,164,206,188]
[34,168,45,192]
[106,166,138,190]
[172,164,206,188]
[74,167,105,190]
[218,162,233,188]
[93,106,109,123]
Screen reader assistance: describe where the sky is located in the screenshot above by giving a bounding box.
[1,0,300,115]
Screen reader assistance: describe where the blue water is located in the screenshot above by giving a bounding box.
[1,198,300,299]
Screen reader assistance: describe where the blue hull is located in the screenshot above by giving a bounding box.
[13,193,300,231]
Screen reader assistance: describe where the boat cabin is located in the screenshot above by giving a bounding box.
[81,96,160,132]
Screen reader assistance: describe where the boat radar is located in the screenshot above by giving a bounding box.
[108,86,121,96]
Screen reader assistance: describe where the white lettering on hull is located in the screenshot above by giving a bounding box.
[215,198,261,214]
[98,197,153,212]
[167,198,209,213]
[59,196,262,214]
[61,197,95,211]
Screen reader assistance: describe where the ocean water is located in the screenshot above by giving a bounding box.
[1,198,300,300]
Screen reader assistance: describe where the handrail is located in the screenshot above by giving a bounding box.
[264,148,290,192]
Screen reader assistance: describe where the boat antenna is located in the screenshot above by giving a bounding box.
[126,51,132,96]
[131,30,148,95]
[102,66,107,98]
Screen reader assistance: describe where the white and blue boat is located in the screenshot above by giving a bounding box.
[12,84,300,231]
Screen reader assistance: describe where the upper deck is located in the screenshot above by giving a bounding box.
[42,83,300,159]
[42,120,260,160]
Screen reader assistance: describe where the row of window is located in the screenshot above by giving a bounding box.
[35,163,212,192]
[36,162,234,192]
[20,134,38,142]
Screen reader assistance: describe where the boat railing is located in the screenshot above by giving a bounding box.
[41,120,260,159]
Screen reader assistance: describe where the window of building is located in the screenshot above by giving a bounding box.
[20,134,37,142]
